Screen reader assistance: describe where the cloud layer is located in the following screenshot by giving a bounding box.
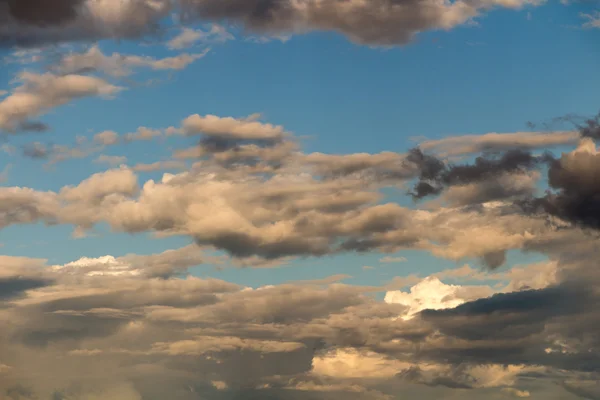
[0,0,545,48]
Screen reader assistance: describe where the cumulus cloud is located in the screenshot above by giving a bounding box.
[93,130,119,145]
[181,113,286,141]
[0,71,122,133]
[94,154,127,166]
[123,127,163,142]
[132,160,186,172]
[408,148,550,201]
[385,276,493,319]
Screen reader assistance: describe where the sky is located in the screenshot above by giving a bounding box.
[0,0,599,399]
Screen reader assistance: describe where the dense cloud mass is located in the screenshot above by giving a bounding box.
[0,0,544,47]
[0,229,598,399]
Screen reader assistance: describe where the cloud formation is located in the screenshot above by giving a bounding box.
[0,236,597,400]
[0,72,121,133]
[0,0,545,48]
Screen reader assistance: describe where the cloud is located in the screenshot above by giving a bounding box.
[0,72,122,133]
[132,160,186,172]
[419,130,579,157]
[0,164,10,183]
[93,130,119,145]
[503,387,531,397]
[581,11,600,29]
[167,25,234,49]
[523,137,600,229]
[181,113,286,141]
[60,167,138,204]
[0,0,171,48]
[435,171,540,207]
[304,151,416,181]
[123,127,163,142]
[378,256,407,263]
[52,45,209,77]
[385,276,494,319]
[0,0,544,49]
[0,0,84,26]
[94,154,127,166]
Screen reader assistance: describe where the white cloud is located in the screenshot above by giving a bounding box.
[51,255,141,277]
[167,25,234,49]
[181,113,286,140]
[0,72,122,132]
[384,277,471,319]
[123,127,163,142]
[94,130,119,145]
[581,11,600,29]
[132,161,186,172]
[379,256,407,263]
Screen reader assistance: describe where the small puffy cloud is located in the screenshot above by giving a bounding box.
[168,27,204,49]
[385,276,493,319]
[312,348,411,379]
[0,72,122,133]
[0,0,546,49]
[502,387,531,397]
[51,255,142,277]
[167,25,234,49]
[93,130,119,145]
[181,113,286,141]
[211,380,228,390]
[177,0,543,47]
[123,127,162,142]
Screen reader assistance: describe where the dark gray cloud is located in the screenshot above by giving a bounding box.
[0,276,51,300]
[408,147,552,202]
[22,142,49,159]
[516,111,600,230]
[526,152,600,229]
[0,0,83,26]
